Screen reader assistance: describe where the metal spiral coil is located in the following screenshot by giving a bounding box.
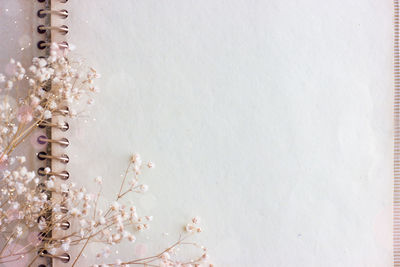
[36,0,70,266]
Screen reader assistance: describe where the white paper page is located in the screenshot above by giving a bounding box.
[63,1,394,266]
[0,0,394,266]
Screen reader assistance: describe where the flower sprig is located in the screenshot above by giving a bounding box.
[0,44,212,266]
[0,43,98,163]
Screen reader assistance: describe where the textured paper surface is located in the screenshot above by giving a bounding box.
[0,0,395,266]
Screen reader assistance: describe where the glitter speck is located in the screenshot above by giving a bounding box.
[5,9,8,12]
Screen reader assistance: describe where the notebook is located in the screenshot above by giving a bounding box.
[0,0,394,266]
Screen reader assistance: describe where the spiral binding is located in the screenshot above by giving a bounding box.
[37,167,70,180]
[37,135,70,147]
[38,250,70,263]
[36,0,70,265]
[37,152,70,163]
[37,0,69,50]
[38,120,70,131]
[37,9,69,19]
[37,25,69,35]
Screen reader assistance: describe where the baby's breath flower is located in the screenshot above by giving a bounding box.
[130,154,141,164]
[161,252,170,260]
[70,207,80,217]
[99,216,106,225]
[5,80,13,90]
[137,184,149,193]
[43,110,52,119]
[15,226,22,237]
[185,224,194,233]
[94,176,103,184]
[111,201,120,211]
[192,216,200,224]
[16,156,25,164]
[0,46,209,266]
[128,234,136,242]
[61,240,70,252]
[147,161,155,168]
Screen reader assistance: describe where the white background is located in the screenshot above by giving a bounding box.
[0,0,395,266]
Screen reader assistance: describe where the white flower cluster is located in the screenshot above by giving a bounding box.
[0,46,211,266]
[34,155,155,262]
[0,43,98,160]
[0,160,51,248]
[0,164,41,213]
[185,216,202,233]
